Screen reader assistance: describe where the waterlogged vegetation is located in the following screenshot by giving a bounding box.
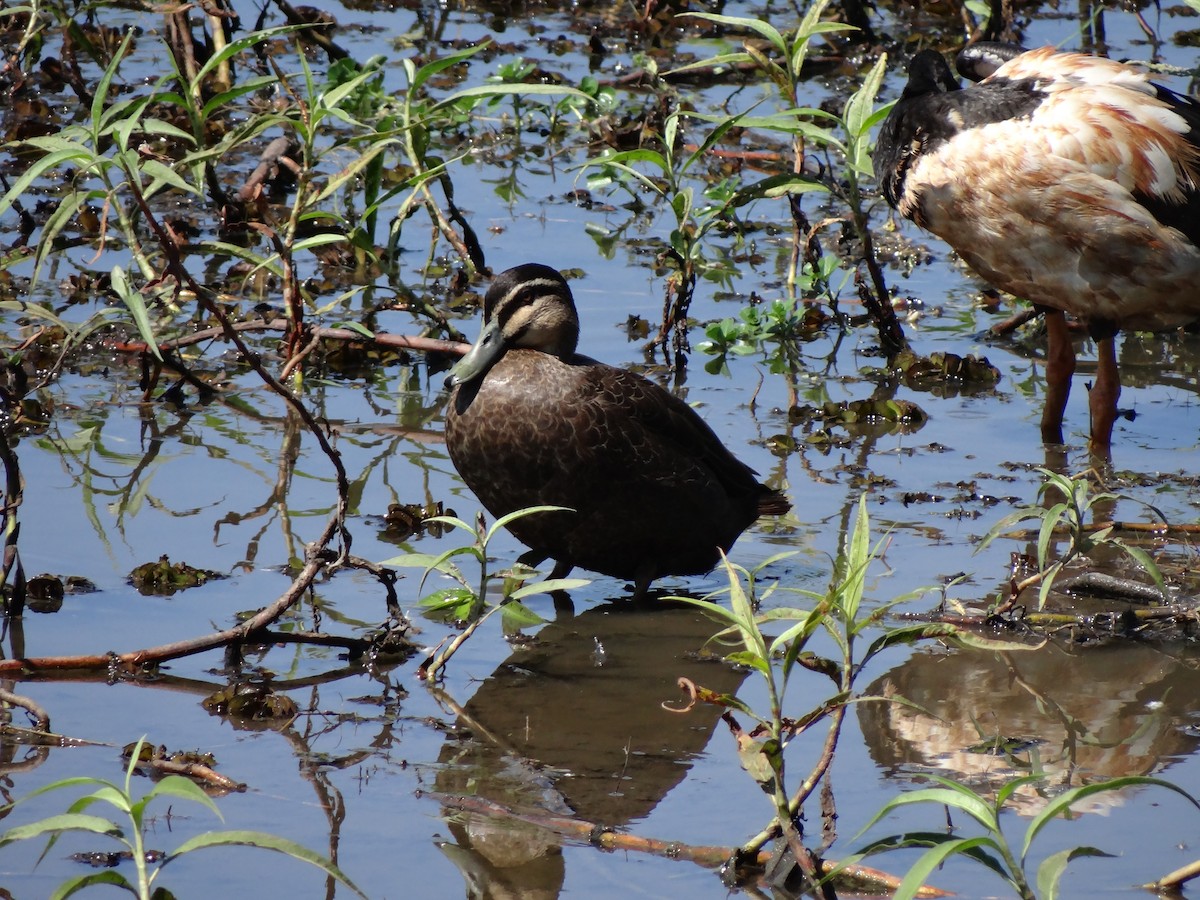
[0,0,1196,897]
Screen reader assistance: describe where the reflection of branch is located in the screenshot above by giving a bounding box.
[0,686,49,730]
[103,320,470,360]
[0,418,25,616]
[0,514,338,675]
[431,792,945,896]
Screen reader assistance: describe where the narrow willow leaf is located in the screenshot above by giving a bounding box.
[408,43,488,93]
[681,12,787,54]
[49,870,133,900]
[1111,540,1167,597]
[498,600,547,629]
[725,650,771,675]
[856,783,997,836]
[508,578,589,600]
[489,505,572,539]
[164,830,366,898]
[1022,776,1199,861]
[1036,846,1112,900]
[892,836,1008,900]
[0,813,123,846]
[438,83,591,108]
[144,775,222,819]
[192,24,311,87]
[110,267,163,362]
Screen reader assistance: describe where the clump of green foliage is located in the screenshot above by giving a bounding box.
[0,738,363,898]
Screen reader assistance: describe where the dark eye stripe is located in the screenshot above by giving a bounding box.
[493,278,563,329]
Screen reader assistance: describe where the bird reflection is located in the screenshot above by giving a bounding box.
[860,642,1200,815]
[431,602,748,896]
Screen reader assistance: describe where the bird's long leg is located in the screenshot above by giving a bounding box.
[1087,321,1121,452]
[1039,307,1076,445]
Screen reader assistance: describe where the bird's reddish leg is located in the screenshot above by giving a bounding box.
[1040,308,1075,445]
[1088,330,1121,451]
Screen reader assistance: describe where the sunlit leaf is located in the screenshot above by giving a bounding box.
[1022,776,1200,862]
[0,813,123,846]
[164,830,366,898]
[49,870,134,900]
[1036,846,1112,900]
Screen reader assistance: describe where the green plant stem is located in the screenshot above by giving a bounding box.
[421,600,505,681]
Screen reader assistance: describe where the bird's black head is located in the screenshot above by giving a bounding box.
[875,52,961,208]
[445,264,581,391]
[901,50,961,101]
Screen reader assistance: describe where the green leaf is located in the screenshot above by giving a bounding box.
[725,650,770,674]
[891,836,1007,900]
[857,781,998,836]
[1036,846,1112,900]
[407,43,489,93]
[488,505,571,543]
[0,147,94,223]
[1036,503,1068,567]
[498,600,547,629]
[139,158,200,197]
[844,54,888,175]
[192,24,312,88]
[1110,539,1166,598]
[90,30,136,131]
[144,775,223,819]
[732,174,829,205]
[766,608,823,659]
[1022,776,1199,862]
[438,82,591,109]
[78,785,133,816]
[680,12,787,54]
[0,813,123,846]
[508,577,590,600]
[49,870,136,900]
[845,53,887,138]
[111,266,163,361]
[163,830,366,898]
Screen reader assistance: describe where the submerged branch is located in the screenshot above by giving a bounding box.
[430,792,950,897]
[103,321,470,361]
[0,515,337,675]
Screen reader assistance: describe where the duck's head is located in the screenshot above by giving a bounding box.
[445,264,581,388]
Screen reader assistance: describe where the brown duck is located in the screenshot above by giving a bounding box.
[443,263,791,597]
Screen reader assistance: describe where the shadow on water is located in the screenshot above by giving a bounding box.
[430,602,748,893]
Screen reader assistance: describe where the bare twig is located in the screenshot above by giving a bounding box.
[430,792,950,896]
[0,686,49,730]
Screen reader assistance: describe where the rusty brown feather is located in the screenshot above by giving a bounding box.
[443,263,790,597]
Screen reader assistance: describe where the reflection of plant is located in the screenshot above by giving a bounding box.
[676,496,943,888]
[853,772,1198,900]
[979,468,1165,609]
[0,738,363,899]
[382,507,588,680]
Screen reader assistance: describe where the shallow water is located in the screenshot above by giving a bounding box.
[0,1,1198,898]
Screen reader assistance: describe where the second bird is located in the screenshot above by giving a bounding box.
[876,44,1200,451]
[443,263,790,599]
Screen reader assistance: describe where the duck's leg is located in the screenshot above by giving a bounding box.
[1087,321,1121,452]
[629,566,657,603]
[1039,307,1076,445]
